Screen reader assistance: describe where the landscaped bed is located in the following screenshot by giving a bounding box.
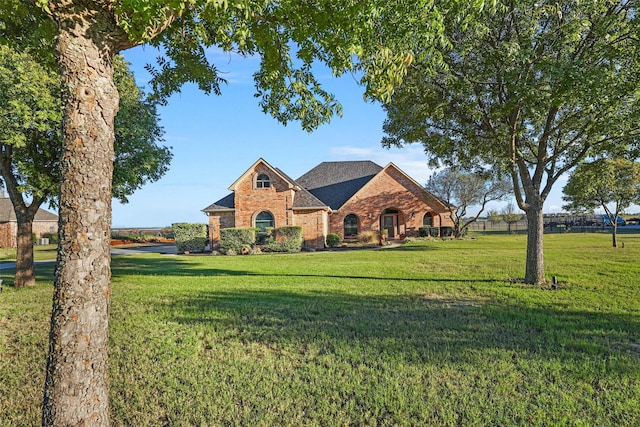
[1,233,639,425]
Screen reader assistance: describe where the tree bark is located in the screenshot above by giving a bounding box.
[524,203,545,285]
[612,223,618,248]
[15,215,35,287]
[42,12,118,427]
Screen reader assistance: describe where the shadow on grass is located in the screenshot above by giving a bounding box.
[0,262,56,289]
[162,288,640,371]
[110,255,504,284]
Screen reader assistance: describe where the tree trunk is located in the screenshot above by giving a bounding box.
[524,204,545,285]
[15,216,35,288]
[612,223,618,248]
[43,15,118,427]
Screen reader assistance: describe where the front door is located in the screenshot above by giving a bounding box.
[382,214,397,238]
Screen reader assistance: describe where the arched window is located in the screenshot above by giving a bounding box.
[255,211,275,231]
[256,173,271,188]
[344,214,358,236]
[423,212,433,227]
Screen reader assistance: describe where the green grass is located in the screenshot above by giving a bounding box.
[1,234,639,425]
[0,244,58,263]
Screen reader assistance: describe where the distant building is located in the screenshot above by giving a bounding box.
[0,196,58,247]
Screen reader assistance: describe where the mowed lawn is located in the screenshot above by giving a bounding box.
[1,233,639,426]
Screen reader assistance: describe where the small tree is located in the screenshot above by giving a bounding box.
[563,158,640,248]
[486,209,502,229]
[427,168,511,238]
[501,203,523,234]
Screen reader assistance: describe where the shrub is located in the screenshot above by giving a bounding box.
[264,226,303,253]
[173,223,207,253]
[440,226,454,238]
[359,230,376,244]
[428,226,440,238]
[256,227,274,245]
[42,232,59,244]
[419,226,430,237]
[220,228,257,255]
[326,233,341,248]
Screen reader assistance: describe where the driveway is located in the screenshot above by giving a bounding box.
[110,244,178,256]
[0,244,178,270]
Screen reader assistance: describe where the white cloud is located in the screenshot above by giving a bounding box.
[329,145,436,184]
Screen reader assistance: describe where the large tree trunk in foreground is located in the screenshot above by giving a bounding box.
[15,216,35,288]
[524,203,545,285]
[43,13,118,427]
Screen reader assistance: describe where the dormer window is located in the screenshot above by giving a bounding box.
[256,173,271,188]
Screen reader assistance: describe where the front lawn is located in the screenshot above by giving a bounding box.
[1,234,638,425]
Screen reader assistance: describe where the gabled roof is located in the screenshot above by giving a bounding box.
[295,161,383,210]
[202,161,329,212]
[228,158,298,192]
[0,197,58,222]
[203,159,449,213]
[378,163,450,211]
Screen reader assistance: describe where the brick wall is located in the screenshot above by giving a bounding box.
[329,166,453,239]
[293,209,327,249]
[207,211,234,247]
[234,164,296,229]
[0,220,58,248]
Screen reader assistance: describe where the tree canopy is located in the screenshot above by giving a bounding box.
[381,1,640,283]
[563,157,640,247]
[426,167,511,238]
[0,44,170,287]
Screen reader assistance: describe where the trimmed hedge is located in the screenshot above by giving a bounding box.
[264,226,303,253]
[220,228,257,255]
[440,226,454,238]
[173,223,207,253]
[419,226,440,238]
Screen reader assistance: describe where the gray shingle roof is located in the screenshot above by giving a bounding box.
[203,160,387,212]
[202,192,235,211]
[273,168,327,208]
[0,197,58,222]
[295,161,383,210]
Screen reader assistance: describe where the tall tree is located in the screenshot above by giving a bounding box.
[382,1,640,284]
[2,0,488,424]
[426,167,511,238]
[0,45,170,288]
[563,158,640,248]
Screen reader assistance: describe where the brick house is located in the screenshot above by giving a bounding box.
[0,196,58,248]
[203,158,454,249]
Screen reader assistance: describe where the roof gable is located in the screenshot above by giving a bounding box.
[228,158,298,191]
[335,162,449,212]
[295,161,383,210]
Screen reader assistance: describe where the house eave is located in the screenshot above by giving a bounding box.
[293,206,332,212]
[202,208,235,214]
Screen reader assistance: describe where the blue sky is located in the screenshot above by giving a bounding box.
[113,45,569,228]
